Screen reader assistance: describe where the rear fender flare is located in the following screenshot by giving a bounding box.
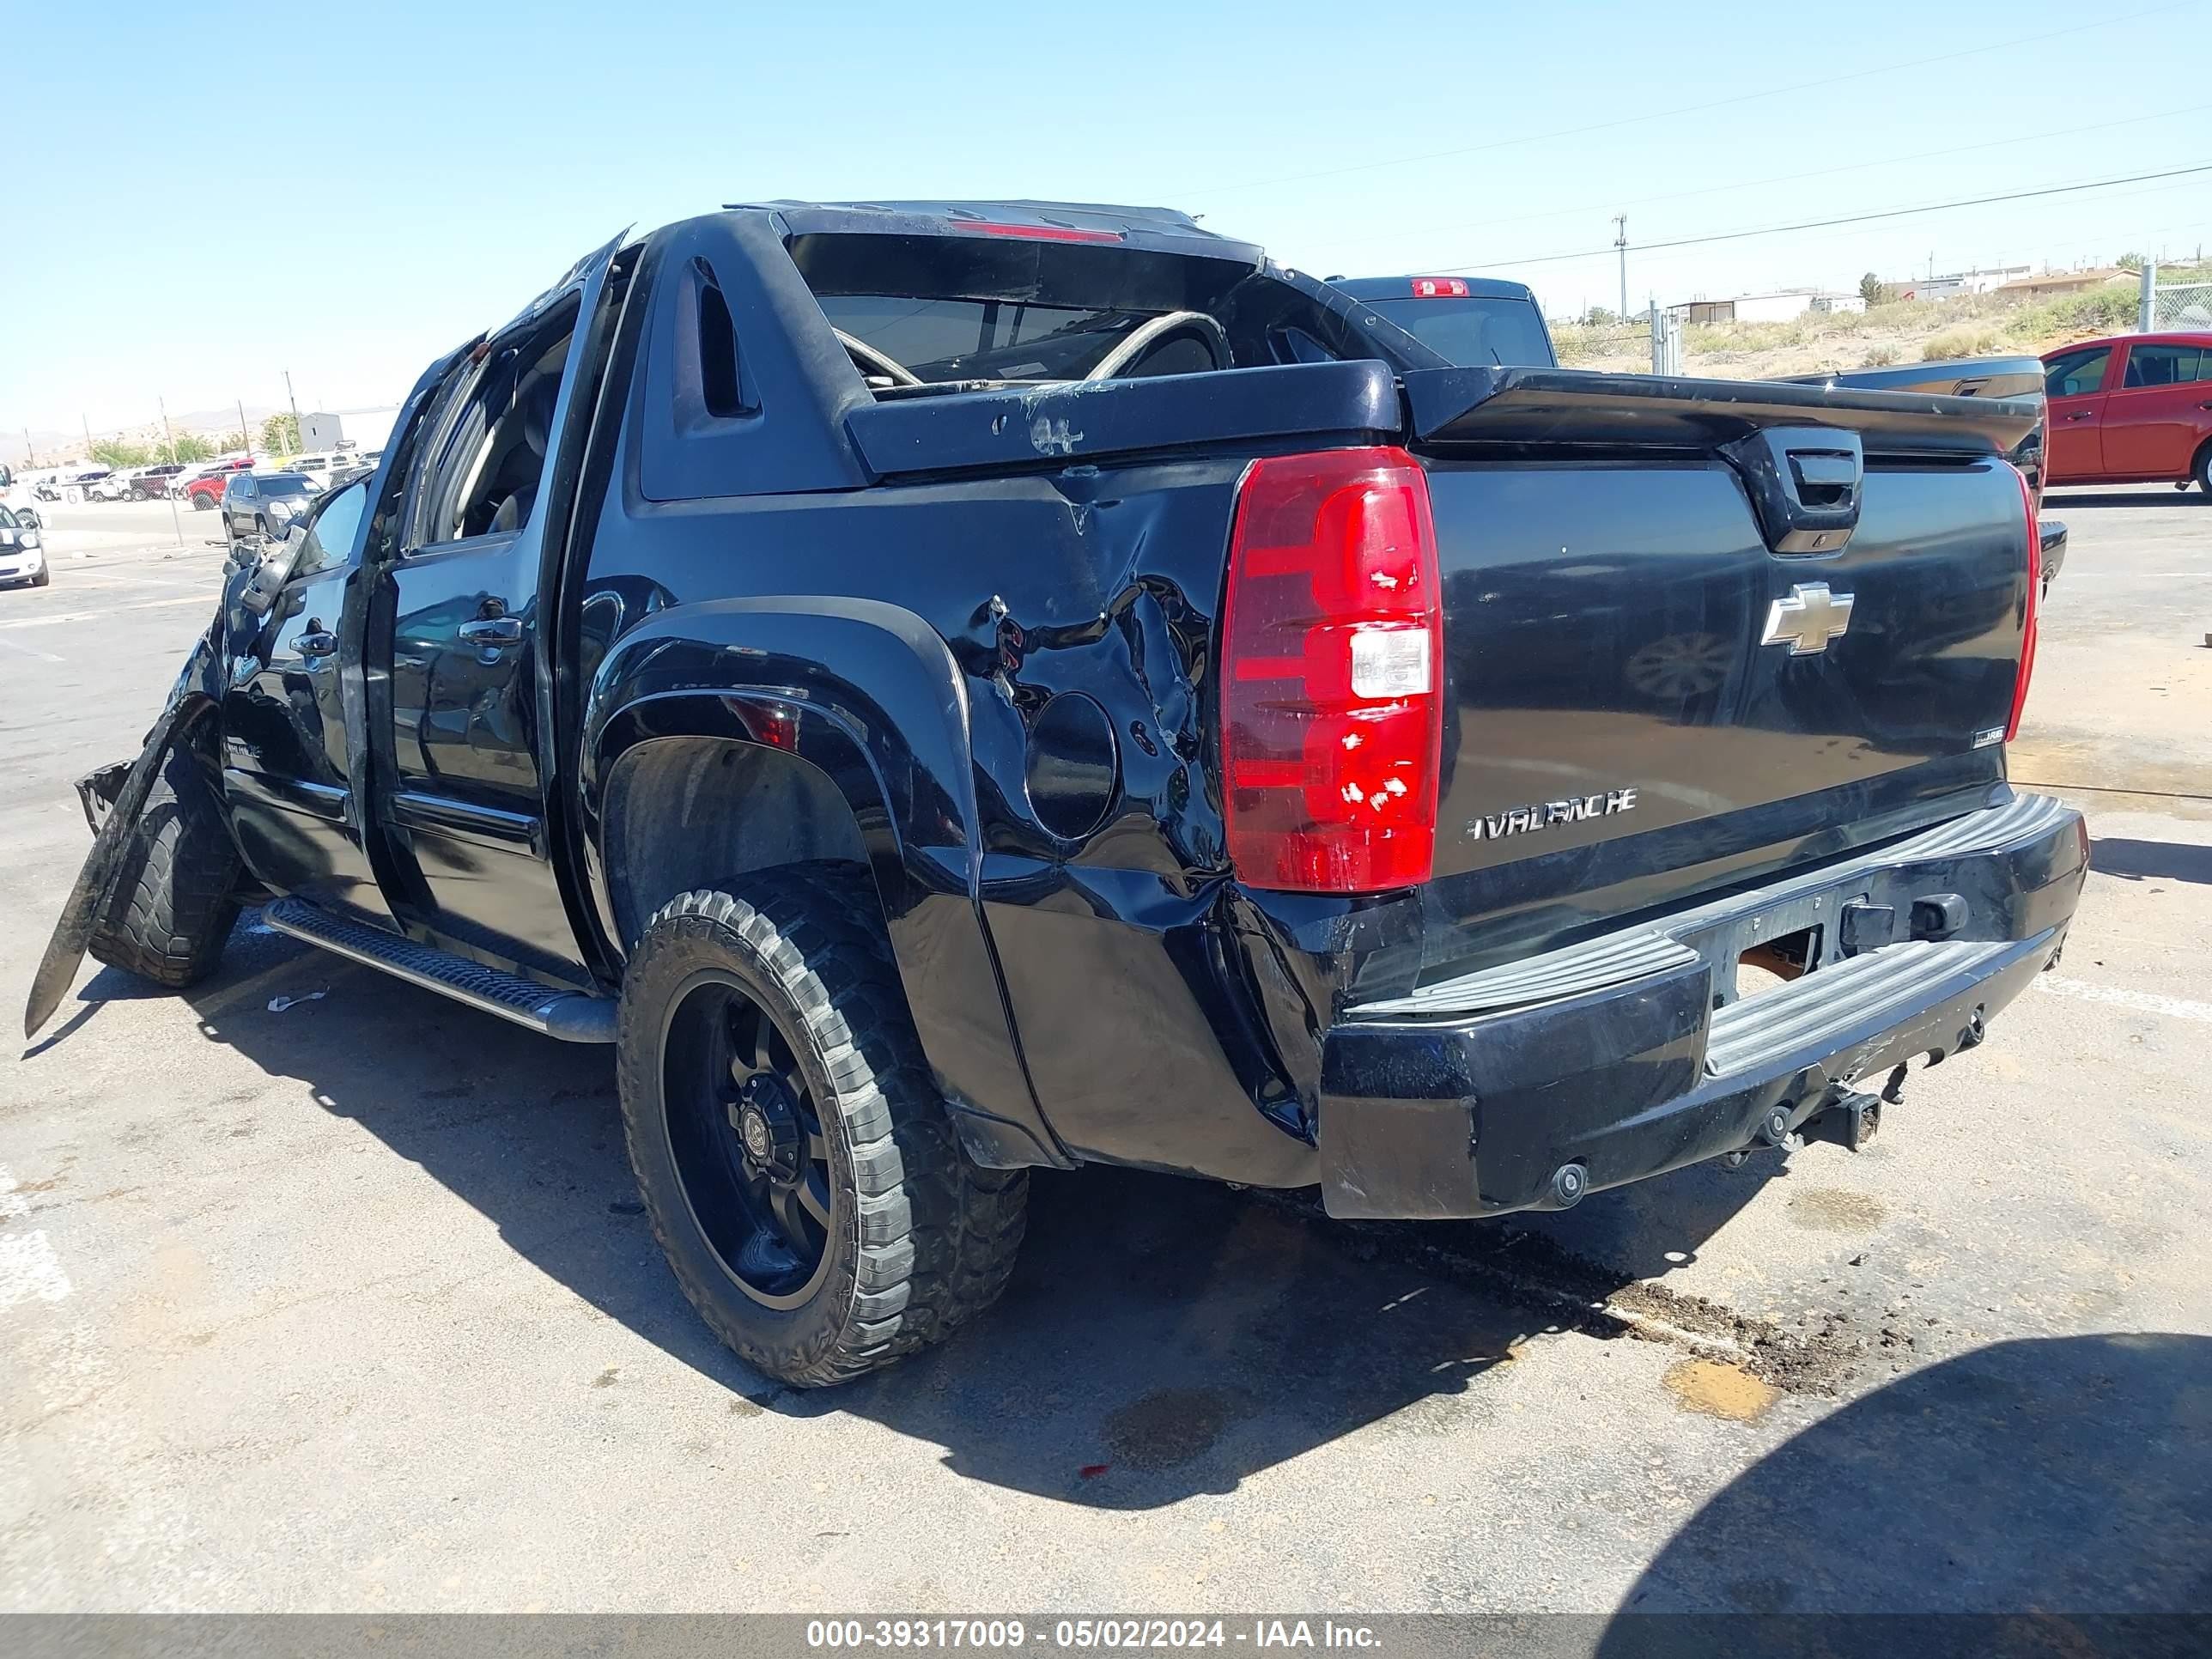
[580,594,1066,1168]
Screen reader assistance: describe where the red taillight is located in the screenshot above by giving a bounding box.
[963,222,1122,244]
[1219,447,1443,893]
[1410,277,1470,298]
[2005,462,2040,744]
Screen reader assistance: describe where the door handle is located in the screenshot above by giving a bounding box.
[2063,411,2094,421]
[297,629,337,658]
[457,617,523,646]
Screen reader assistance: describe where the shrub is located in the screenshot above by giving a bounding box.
[1923,325,2011,360]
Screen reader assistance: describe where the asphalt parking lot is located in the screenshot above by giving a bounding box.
[2,493,2208,1618]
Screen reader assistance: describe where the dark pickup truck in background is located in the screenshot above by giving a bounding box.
[1342,281,2067,591]
[1328,275,1557,368]
[28,201,2084,1389]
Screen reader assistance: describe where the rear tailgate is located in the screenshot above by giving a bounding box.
[1401,366,2040,963]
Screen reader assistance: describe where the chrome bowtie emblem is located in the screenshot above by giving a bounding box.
[1761,582,1855,654]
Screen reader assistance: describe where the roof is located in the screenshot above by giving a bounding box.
[729,199,1265,266]
[2042,331,2212,357]
[1331,276,1536,302]
[1996,269,2130,292]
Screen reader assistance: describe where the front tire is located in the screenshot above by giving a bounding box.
[87,744,240,988]
[617,869,1026,1387]
[30,567,49,587]
[2194,442,2212,495]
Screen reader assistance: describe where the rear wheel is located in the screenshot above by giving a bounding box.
[191,493,213,511]
[617,868,1027,1387]
[87,744,240,988]
[2194,442,2212,495]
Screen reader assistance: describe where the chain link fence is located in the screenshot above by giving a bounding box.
[2144,271,2212,331]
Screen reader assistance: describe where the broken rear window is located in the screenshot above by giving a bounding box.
[813,297,1152,383]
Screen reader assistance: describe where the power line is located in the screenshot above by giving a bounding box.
[1426,163,2212,273]
[1535,175,2212,279]
[1335,100,2212,252]
[1184,0,2197,200]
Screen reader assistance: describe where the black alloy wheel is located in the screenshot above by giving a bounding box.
[660,970,836,1309]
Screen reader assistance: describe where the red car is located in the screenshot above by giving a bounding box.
[2042,331,2212,493]
[179,458,253,509]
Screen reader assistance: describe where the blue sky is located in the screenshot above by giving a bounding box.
[6,0,2209,441]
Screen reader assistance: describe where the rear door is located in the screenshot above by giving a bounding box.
[2043,343,2114,481]
[222,473,254,537]
[368,231,624,980]
[2101,340,2212,477]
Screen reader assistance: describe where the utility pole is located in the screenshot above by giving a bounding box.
[238,399,252,461]
[81,414,94,462]
[21,428,32,470]
[1613,215,1629,320]
[283,369,302,457]
[157,398,185,547]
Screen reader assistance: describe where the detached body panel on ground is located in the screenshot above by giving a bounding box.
[25,201,2082,1386]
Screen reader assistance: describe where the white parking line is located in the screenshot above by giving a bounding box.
[0,1168,74,1310]
[2037,975,2212,1024]
[0,633,64,662]
[0,595,210,631]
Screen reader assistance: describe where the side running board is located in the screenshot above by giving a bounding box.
[260,897,617,1043]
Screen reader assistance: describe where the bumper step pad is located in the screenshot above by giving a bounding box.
[1704,938,2006,1076]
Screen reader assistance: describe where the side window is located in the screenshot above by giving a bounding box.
[2045,348,2111,398]
[290,481,371,579]
[411,299,579,546]
[0,506,18,530]
[2121,345,2191,389]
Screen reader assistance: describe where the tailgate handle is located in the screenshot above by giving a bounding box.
[1723,426,1863,555]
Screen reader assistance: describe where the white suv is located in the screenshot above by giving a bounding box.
[0,505,48,587]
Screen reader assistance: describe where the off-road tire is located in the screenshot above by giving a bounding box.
[87,744,240,988]
[617,868,1027,1387]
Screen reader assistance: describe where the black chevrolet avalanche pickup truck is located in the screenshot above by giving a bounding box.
[27,202,2085,1388]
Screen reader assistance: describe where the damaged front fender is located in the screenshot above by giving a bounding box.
[21,630,228,1038]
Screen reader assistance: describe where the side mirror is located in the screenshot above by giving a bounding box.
[16,507,40,530]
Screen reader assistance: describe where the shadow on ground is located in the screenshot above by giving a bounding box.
[1600,1333,2212,1644]
[45,915,1798,1510]
[2088,836,2212,886]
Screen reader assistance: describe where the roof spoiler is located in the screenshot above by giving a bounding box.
[1402,366,2040,458]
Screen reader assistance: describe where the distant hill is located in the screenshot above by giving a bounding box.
[6,407,281,469]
